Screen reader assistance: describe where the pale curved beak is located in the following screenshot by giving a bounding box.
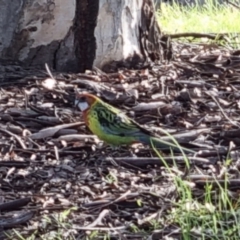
[75,100,89,111]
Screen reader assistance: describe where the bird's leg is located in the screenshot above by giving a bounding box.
[108,144,122,151]
[96,141,106,149]
[96,141,120,151]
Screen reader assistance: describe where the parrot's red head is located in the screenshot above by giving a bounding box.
[75,92,99,112]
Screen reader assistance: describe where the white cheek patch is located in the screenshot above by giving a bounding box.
[75,100,80,107]
[76,101,89,111]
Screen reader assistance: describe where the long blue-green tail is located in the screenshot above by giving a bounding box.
[138,135,195,154]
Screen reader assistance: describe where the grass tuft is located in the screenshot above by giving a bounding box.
[157,0,240,33]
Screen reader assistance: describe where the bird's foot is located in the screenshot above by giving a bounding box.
[108,145,122,151]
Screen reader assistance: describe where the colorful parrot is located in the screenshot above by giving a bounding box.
[75,92,195,154]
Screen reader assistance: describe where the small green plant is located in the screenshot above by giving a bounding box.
[104,172,118,184]
[136,198,143,207]
[87,230,100,240]
[130,224,141,233]
[149,219,162,230]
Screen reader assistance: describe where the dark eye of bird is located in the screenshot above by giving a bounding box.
[79,96,86,102]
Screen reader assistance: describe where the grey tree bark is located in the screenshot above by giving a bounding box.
[0,0,163,73]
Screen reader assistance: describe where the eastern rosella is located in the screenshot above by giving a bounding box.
[75,92,195,154]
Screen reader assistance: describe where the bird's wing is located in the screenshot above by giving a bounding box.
[93,103,153,137]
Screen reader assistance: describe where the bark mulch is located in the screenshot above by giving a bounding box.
[0,41,240,239]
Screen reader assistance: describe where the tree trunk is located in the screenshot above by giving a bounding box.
[0,0,164,73]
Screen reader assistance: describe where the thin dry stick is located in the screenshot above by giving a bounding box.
[0,127,27,149]
[93,190,135,211]
[86,209,110,228]
[45,63,55,80]
[206,93,240,128]
[70,226,126,231]
[54,146,59,161]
